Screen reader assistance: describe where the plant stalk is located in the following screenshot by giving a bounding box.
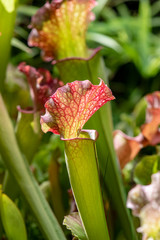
[63,130,110,240]
[0,94,66,240]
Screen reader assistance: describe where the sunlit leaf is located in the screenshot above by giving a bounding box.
[63,212,87,240]
[11,38,32,53]
[1,0,17,13]
[93,0,109,16]
[17,5,38,16]
[0,192,27,240]
[87,32,122,53]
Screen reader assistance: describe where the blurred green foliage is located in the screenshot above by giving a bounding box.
[134,155,160,185]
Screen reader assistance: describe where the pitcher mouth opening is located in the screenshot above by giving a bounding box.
[60,129,99,142]
[52,47,102,65]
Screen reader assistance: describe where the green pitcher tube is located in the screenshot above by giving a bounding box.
[62,130,110,240]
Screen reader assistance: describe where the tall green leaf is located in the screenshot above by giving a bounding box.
[0,94,66,240]
[0,191,27,240]
[0,0,18,91]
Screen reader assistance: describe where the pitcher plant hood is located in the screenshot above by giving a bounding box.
[41,79,115,139]
[28,0,97,61]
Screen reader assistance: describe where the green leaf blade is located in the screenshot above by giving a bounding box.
[0,193,27,240]
[63,213,87,240]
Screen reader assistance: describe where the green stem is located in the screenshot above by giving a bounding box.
[0,94,66,240]
[63,130,110,240]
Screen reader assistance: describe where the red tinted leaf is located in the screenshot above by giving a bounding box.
[41,79,115,139]
[114,128,160,169]
[28,0,97,61]
[142,91,160,142]
[114,91,160,169]
[145,91,160,112]
[113,130,143,169]
[18,62,63,112]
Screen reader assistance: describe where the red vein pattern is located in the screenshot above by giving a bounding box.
[41,79,115,139]
[28,0,97,61]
